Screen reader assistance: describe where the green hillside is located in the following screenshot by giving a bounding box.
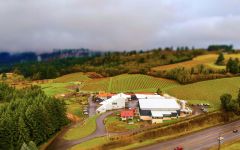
[166,77,240,109]
[54,72,91,83]
[81,74,179,93]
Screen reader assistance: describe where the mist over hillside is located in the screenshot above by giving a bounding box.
[0,48,102,65]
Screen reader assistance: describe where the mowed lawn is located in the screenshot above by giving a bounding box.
[37,72,92,96]
[81,74,180,93]
[166,77,240,110]
[152,54,240,71]
[39,82,73,96]
[64,115,98,140]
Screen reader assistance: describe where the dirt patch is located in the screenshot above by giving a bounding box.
[86,72,104,78]
[67,113,81,122]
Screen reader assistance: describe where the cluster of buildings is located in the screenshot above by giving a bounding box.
[96,93,192,124]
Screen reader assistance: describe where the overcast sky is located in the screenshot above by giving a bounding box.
[1,0,240,52]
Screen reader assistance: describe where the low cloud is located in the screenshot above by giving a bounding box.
[0,0,240,52]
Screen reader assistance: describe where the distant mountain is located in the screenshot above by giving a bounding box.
[0,52,37,65]
[39,48,102,61]
[0,49,102,65]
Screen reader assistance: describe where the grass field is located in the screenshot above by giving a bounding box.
[152,54,240,71]
[81,74,179,93]
[166,77,240,110]
[65,99,84,118]
[39,82,74,96]
[64,115,98,140]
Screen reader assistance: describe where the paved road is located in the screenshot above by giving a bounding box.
[138,120,240,150]
[88,94,97,117]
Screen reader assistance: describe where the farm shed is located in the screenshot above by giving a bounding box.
[138,95,180,124]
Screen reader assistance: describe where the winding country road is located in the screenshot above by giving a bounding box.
[46,95,113,150]
[46,111,114,150]
[137,120,240,150]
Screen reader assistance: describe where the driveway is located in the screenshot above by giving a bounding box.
[88,94,97,117]
[46,111,114,150]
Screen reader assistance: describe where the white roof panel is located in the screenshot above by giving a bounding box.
[139,99,180,110]
[135,94,164,99]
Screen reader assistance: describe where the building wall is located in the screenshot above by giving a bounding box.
[140,116,152,121]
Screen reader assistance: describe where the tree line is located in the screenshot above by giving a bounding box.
[150,64,227,84]
[215,52,240,74]
[0,84,68,150]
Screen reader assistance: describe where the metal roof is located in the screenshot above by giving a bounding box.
[139,98,180,110]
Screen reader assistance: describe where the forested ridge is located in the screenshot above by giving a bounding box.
[0,84,68,150]
[10,48,205,80]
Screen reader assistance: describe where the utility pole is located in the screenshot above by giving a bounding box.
[218,133,223,150]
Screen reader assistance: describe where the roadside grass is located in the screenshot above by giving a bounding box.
[210,138,240,150]
[39,82,73,96]
[152,53,240,71]
[64,115,98,140]
[81,74,180,93]
[222,143,240,150]
[166,77,240,111]
[69,136,109,150]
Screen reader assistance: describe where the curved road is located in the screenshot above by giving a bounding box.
[138,120,240,150]
[46,111,114,150]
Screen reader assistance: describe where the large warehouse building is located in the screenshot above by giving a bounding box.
[136,94,180,123]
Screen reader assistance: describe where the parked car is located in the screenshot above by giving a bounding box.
[83,111,89,115]
[174,146,183,150]
[233,129,238,133]
[83,106,88,112]
[202,109,208,113]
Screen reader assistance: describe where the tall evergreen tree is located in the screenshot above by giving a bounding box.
[0,83,68,148]
[18,116,30,146]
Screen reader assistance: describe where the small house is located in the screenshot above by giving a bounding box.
[120,109,134,120]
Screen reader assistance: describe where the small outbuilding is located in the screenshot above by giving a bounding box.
[120,110,134,120]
